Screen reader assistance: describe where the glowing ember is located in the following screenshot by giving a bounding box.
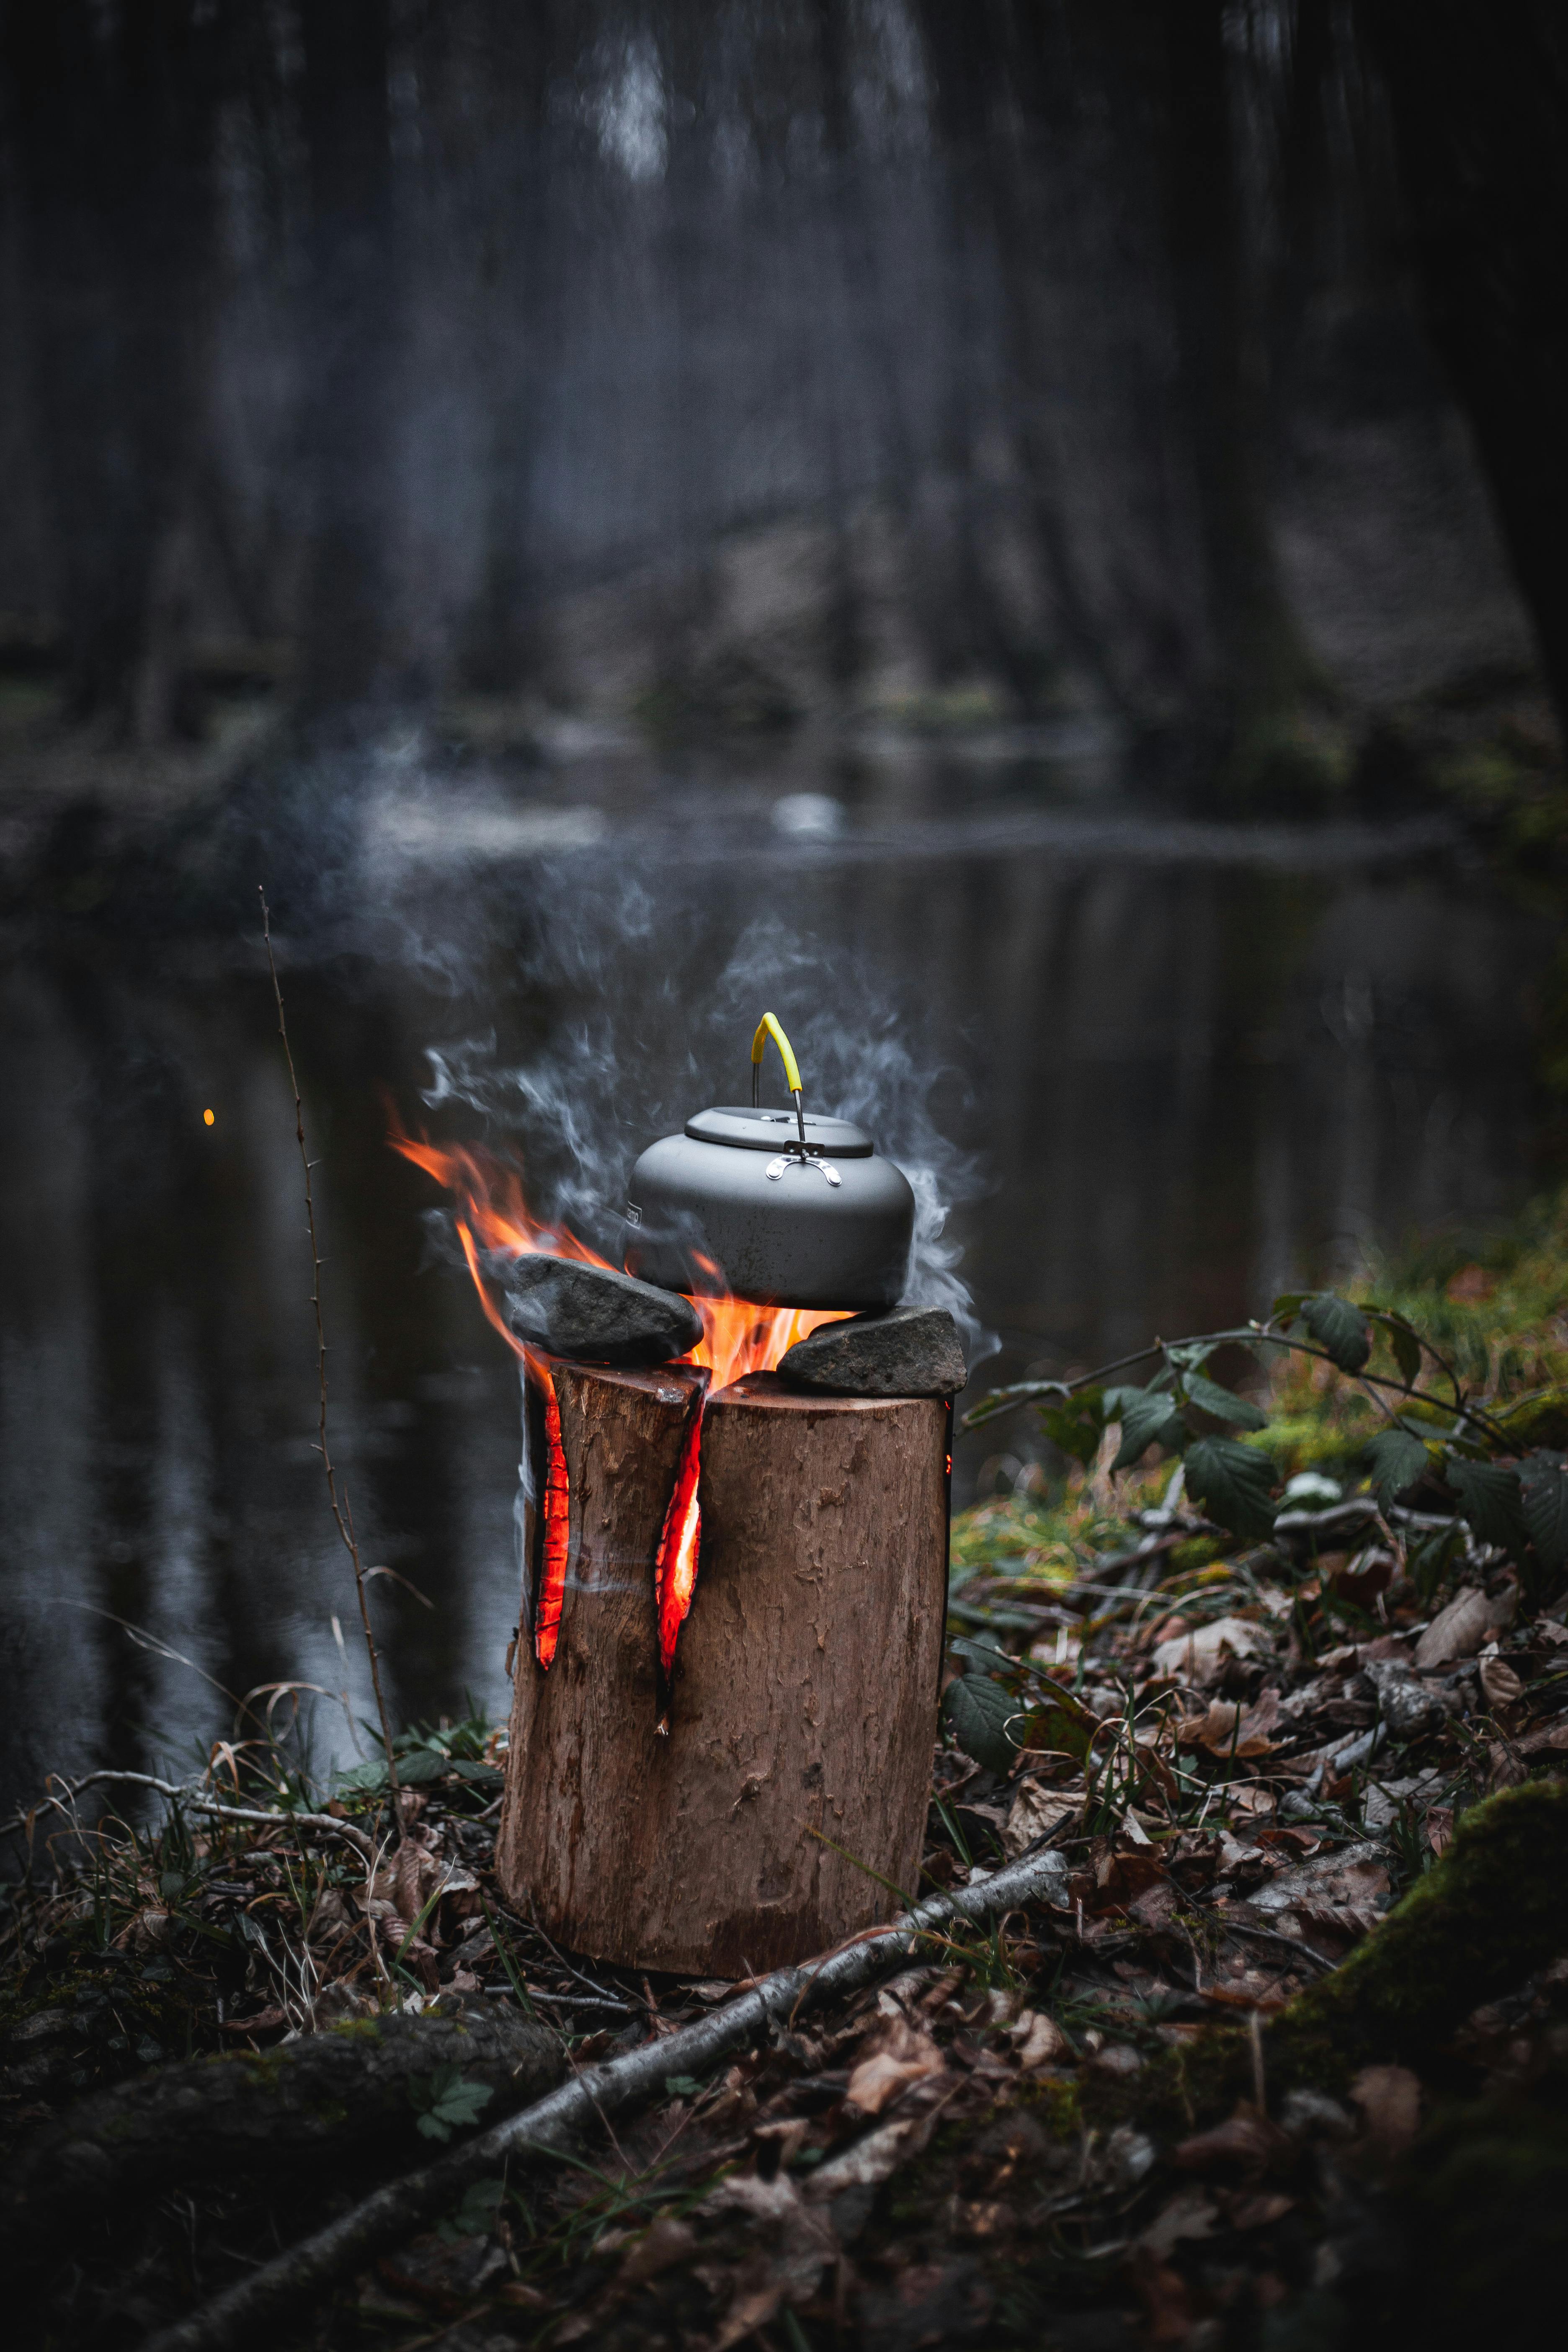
[392,1123,850,1679]
[655,1396,705,1687]
[533,1372,571,1669]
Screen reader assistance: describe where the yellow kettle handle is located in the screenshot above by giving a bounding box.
[750,1013,808,1152]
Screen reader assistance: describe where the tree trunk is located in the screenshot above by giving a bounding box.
[1351,0,1568,741]
[497,1369,947,1977]
[295,0,399,720]
[7,0,218,736]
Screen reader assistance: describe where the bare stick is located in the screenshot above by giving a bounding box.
[142,1846,1075,2352]
[0,1769,375,1864]
[258,888,400,1803]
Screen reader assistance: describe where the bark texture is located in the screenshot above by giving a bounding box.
[497,1359,709,1953]
[497,1369,947,1976]
[2,1995,562,2251]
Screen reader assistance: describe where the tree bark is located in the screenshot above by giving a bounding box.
[7,0,219,736]
[295,0,399,719]
[497,1369,947,1977]
[496,1358,709,1958]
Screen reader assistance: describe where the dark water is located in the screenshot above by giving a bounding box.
[0,754,1548,1822]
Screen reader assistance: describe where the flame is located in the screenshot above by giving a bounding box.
[392,1122,848,1680]
[391,1123,844,1385]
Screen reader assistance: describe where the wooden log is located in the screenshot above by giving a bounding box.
[496,1366,948,1978]
[495,1357,707,1963]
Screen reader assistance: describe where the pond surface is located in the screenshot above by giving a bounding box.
[0,749,1548,1823]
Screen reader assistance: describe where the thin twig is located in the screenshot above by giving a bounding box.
[0,1769,375,1863]
[142,1846,1077,2352]
[962,1319,1511,1447]
[258,887,400,1805]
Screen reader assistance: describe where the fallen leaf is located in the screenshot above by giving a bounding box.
[844,2015,944,2117]
[1175,2103,1292,2179]
[1177,1698,1277,1757]
[804,2097,951,2201]
[1479,1654,1524,1707]
[1008,2009,1070,2069]
[1349,2063,1421,2154]
[1413,1584,1516,1669]
[845,2045,941,2116]
[1002,1780,1082,1857]
[1153,1615,1270,1684]
[1138,2185,1219,2259]
[1517,1720,1568,1755]
[616,2216,696,2287]
[698,2175,838,2346]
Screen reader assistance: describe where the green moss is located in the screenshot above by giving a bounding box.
[1269,1778,1568,2083]
[1023,2074,1083,2139]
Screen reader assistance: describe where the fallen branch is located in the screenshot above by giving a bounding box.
[0,1769,376,1865]
[142,1845,1072,2352]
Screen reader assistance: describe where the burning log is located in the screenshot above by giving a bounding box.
[498,1367,948,1976]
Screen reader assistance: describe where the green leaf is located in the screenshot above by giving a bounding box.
[664,2074,706,2098]
[1184,1436,1278,1541]
[1164,1341,1218,1373]
[335,1743,460,1797]
[1300,1293,1372,1374]
[950,1634,1017,1679]
[1365,1426,1431,1509]
[1271,1292,1305,1321]
[1519,1449,1568,1573]
[1180,1371,1269,1431]
[1444,1457,1528,1556]
[450,2179,506,2239]
[1106,1383,1190,1470]
[1372,1310,1424,1389]
[410,2068,494,2143]
[942,1671,1024,1773]
[1037,1385,1106,1466]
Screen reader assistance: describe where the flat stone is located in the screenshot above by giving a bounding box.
[503,1255,702,1367]
[776,1305,967,1398]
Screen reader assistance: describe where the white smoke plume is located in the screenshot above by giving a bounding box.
[407,888,995,1367]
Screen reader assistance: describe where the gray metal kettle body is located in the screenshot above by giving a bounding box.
[624,1104,915,1309]
[622,1013,914,1310]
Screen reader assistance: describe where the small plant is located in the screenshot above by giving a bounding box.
[409,2066,495,2142]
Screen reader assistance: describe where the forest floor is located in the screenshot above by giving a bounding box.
[7,1205,1568,2350]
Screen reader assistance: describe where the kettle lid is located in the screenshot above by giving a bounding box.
[684,1104,875,1157]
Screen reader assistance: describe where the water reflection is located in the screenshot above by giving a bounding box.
[0,771,1546,1823]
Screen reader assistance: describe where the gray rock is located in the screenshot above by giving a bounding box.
[777,1305,967,1398]
[503,1254,702,1367]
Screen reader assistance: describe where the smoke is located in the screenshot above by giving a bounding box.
[409,887,995,1366]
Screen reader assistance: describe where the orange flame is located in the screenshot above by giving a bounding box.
[392,1123,844,1386]
[392,1121,848,1681]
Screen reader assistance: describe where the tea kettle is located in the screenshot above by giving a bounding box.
[623,1014,916,1310]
